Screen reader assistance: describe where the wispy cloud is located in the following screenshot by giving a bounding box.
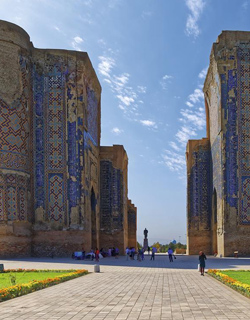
[188,88,203,104]
[160,74,173,90]
[185,0,206,38]
[186,101,194,107]
[111,127,123,135]
[198,66,208,79]
[140,120,157,129]
[162,150,186,172]
[71,36,84,51]
[98,56,116,78]
[169,141,181,152]
[179,108,206,130]
[163,69,206,172]
[137,86,147,93]
[98,54,147,122]
[176,126,197,145]
[116,94,135,106]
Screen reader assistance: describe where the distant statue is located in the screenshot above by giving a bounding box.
[144,228,148,239]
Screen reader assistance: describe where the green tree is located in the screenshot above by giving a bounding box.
[137,242,142,249]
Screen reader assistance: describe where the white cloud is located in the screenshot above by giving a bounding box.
[188,88,203,103]
[186,101,194,107]
[71,36,84,51]
[169,141,181,152]
[176,126,197,145]
[111,127,123,135]
[98,56,116,78]
[198,66,208,79]
[98,39,106,47]
[140,120,157,128]
[162,150,186,172]
[162,74,173,80]
[98,54,145,119]
[179,108,206,130]
[113,73,129,88]
[185,0,206,38]
[116,95,134,106]
[160,74,173,90]
[73,36,83,44]
[137,86,147,93]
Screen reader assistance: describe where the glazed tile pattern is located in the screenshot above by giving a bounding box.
[100,160,123,230]
[187,32,250,255]
[0,56,30,173]
[0,55,30,223]
[222,70,238,209]
[87,87,98,146]
[189,147,211,229]
[0,173,29,221]
[211,136,223,201]
[33,59,67,223]
[238,45,250,224]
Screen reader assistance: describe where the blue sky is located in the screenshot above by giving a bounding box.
[1,0,250,245]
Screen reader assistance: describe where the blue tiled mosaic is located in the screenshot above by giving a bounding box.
[189,146,211,230]
[238,45,250,224]
[100,160,123,230]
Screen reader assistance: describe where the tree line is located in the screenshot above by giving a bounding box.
[137,241,186,253]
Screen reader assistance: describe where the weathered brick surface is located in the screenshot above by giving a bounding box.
[187,31,250,257]
[0,20,137,258]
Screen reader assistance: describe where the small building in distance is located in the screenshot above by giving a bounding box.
[0,20,136,257]
[186,31,250,257]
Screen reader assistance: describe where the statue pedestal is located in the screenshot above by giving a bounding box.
[143,238,148,251]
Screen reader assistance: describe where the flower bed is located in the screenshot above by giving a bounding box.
[0,269,88,302]
[208,269,250,298]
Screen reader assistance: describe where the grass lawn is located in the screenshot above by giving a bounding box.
[208,269,250,298]
[219,270,250,285]
[0,269,88,302]
[0,271,74,289]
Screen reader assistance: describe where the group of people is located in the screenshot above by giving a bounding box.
[125,247,141,260]
[72,246,207,275]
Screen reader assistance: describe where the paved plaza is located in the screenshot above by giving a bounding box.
[0,254,250,319]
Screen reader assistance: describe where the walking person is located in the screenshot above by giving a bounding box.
[150,246,157,260]
[137,248,142,261]
[199,251,207,275]
[141,248,145,261]
[168,247,174,262]
[125,247,130,261]
[95,248,99,262]
[131,247,135,260]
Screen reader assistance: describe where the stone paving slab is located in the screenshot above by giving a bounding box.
[0,255,250,319]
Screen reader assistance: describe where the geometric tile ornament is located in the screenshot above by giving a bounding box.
[0,55,30,222]
[189,146,211,230]
[100,160,123,230]
[33,58,67,223]
[0,58,29,174]
[48,173,64,222]
[238,45,250,224]
[87,87,98,146]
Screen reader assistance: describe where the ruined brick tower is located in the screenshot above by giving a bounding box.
[0,20,136,257]
[187,31,250,257]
